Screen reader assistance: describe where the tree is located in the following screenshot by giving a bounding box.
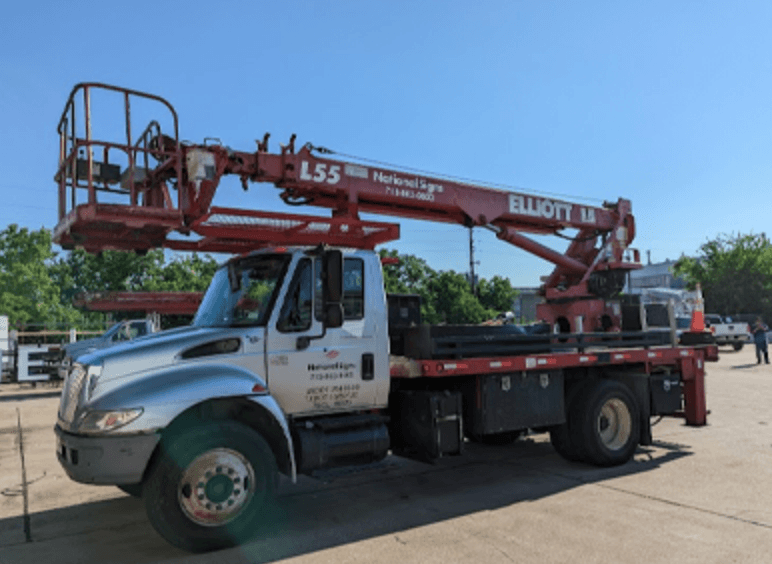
[674,233,772,321]
[140,253,219,292]
[379,249,439,322]
[0,225,77,326]
[50,248,219,328]
[428,270,491,324]
[51,248,218,296]
[50,248,166,300]
[477,275,519,313]
[379,249,517,324]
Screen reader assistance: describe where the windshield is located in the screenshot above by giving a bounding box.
[192,254,290,328]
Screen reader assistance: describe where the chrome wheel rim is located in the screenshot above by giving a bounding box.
[178,448,256,527]
[597,398,632,451]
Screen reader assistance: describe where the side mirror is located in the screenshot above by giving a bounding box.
[326,303,344,329]
[322,250,344,329]
[323,250,343,303]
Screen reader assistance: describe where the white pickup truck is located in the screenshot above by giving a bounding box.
[705,314,750,351]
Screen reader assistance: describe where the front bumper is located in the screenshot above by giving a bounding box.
[54,424,160,485]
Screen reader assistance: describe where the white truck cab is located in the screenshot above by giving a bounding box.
[55,246,393,551]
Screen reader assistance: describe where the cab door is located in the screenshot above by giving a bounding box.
[265,256,379,416]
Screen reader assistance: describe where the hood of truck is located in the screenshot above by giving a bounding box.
[77,325,251,383]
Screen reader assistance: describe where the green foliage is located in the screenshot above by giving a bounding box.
[379,249,438,322]
[429,270,491,324]
[379,249,518,324]
[477,276,520,312]
[50,248,217,295]
[674,233,772,321]
[0,225,76,326]
[0,224,220,329]
[0,225,517,330]
[50,248,165,297]
[48,248,166,329]
[140,253,219,292]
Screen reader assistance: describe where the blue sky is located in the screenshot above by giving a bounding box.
[1,1,770,287]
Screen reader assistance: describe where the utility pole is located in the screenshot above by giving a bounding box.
[469,227,476,296]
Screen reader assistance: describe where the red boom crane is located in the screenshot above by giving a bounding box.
[54,83,640,332]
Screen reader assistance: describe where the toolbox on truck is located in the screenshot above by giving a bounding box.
[649,373,682,415]
[390,390,464,462]
[463,370,565,437]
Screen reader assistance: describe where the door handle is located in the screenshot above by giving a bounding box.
[362,353,374,381]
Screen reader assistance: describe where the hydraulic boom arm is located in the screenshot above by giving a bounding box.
[53,83,640,331]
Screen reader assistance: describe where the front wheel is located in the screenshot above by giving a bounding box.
[571,380,640,467]
[143,421,278,552]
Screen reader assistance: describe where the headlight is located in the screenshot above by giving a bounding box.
[77,408,144,434]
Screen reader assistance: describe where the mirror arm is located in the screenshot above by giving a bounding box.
[296,325,326,351]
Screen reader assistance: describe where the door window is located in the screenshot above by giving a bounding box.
[314,258,364,321]
[277,259,313,332]
[342,258,364,319]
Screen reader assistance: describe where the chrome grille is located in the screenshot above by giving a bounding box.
[59,364,86,424]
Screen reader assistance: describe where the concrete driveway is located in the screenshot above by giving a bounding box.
[1,345,771,563]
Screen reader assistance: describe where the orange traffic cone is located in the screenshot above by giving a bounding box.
[690,283,705,332]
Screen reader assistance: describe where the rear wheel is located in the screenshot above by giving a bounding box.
[733,342,744,351]
[143,421,278,552]
[549,381,589,463]
[571,380,639,466]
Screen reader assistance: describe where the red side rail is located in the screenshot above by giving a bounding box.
[390,345,717,426]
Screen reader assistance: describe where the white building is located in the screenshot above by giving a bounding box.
[625,259,686,292]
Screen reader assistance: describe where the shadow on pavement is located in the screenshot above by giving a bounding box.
[0,436,692,564]
[0,382,62,403]
[0,391,62,403]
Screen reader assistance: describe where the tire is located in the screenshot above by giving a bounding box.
[143,421,278,552]
[549,381,589,463]
[117,483,143,498]
[732,342,744,352]
[571,380,640,467]
[550,424,583,462]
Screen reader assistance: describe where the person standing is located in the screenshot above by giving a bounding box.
[752,317,770,364]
